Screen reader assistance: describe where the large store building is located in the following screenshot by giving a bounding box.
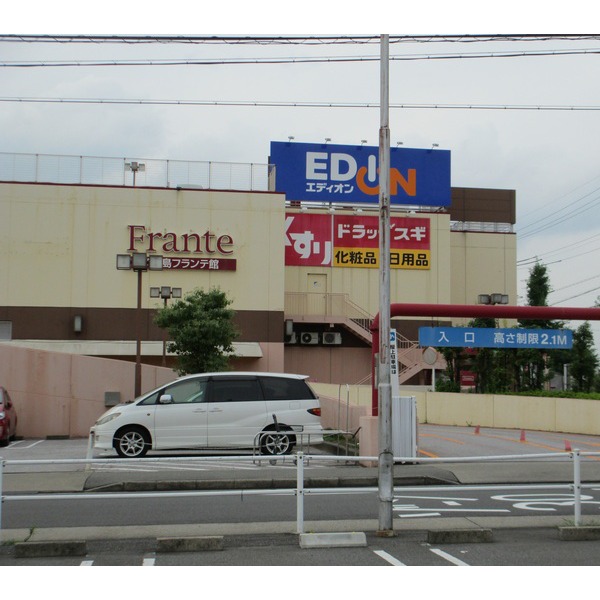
[0,143,516,399]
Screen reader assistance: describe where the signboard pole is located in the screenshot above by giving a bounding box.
[377,33,394,536]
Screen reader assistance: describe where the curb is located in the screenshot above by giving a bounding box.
[14,540,87,558]
[156,536,224,552]
[427,528,494,544]
[558,526,600,541]
[85,474,457,493]
[299,532,367,548]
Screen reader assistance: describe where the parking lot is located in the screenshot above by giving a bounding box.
[3,423,600,466]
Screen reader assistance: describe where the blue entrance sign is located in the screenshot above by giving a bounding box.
[270,141,451,206]
[419,327,573,349]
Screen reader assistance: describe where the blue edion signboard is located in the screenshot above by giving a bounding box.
[270,141,451,206]
[419,327,573,350]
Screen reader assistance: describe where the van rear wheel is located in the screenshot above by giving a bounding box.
[114,426,150,458]
[260,429,295,456]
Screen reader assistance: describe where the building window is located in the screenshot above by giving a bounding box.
[0,321,12,340]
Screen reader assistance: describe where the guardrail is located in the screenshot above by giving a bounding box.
[0,450,598,536]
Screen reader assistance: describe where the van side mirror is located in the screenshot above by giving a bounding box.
[159,394,174,404]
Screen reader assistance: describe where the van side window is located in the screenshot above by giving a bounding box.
[139,391,161,406]
[166,379,207,404]
[259,377,316,400]
[209,379,263,402]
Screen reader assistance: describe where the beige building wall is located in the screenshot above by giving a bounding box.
[1,183,285,312]
[284,210,453,314]
[450,230,517,320]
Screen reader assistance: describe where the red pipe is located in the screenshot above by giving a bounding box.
[370,303,600,415]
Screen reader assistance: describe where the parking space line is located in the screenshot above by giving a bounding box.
[9,440,45,449]
[373,550,406,566]
[430,548,470,566]
[80,560,94,566]
[143,557,156,566]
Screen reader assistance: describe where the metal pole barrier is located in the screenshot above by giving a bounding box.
[85,433,94,470]
[572,449,581,526]
[296,451,304,534]
[0,459,4,534]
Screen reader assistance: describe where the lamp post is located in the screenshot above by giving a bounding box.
[125,161,145,187]
[150,286,182,366]
[117,252,163,397]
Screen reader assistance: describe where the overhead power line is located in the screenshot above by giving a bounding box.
[1,97,600,111]
[2,47,600,68]
[2,34,600,45]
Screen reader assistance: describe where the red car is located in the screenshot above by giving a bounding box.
[0,387,17,446]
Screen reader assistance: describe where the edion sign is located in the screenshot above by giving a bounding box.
[270,141,450,206]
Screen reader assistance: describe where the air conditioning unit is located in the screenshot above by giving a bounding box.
[300,332,319,345]
[322,332,342,345]
[284,332,297,345]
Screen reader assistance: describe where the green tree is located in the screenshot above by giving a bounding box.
[515,262,562,392]
[569,321,599,392]
[154,287,239,375]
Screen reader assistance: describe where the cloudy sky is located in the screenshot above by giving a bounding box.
[3,4,600,340]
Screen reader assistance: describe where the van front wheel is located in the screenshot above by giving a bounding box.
[260,429,295,456]
[114,426,151,458]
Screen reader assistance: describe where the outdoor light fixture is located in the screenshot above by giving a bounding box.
[117,253,164,272]
[73,315,83,334]
[478,293,509,305]
[125,161,146,186]
[150,286,182,300]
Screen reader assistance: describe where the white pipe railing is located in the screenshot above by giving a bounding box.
[1,450,598,535]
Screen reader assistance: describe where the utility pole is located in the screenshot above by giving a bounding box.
[377,33,394,536]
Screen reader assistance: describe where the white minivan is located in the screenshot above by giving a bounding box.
[90,372,323,457]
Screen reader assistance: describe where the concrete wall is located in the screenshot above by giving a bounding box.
[0,344,177,438]
[310,384,600,456]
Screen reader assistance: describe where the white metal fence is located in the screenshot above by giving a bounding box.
[0,151,272,191]
[1,450,598,536]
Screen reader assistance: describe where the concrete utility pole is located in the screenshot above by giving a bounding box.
[377,33,394,536]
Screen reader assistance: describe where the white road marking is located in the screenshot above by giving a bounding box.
[430,548,470,566]
[80,560,94,566]
[373,550,406,566]
[143,557,156,566]
[9,440,45,449]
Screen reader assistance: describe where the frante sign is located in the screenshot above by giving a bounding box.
[419,327,573,350]
[127,225,237,271]
[270,141,451,206]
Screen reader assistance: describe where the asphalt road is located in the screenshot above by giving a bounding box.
[2,423,600,572]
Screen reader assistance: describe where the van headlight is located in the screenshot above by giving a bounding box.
[95,412,121,427]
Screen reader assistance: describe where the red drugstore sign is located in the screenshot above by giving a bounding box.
[285,213,430,269]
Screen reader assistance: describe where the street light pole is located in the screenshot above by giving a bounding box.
[150,286,182,366]
[135,269,143,397]
[377,33,394,536]
[117,252,163,398]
